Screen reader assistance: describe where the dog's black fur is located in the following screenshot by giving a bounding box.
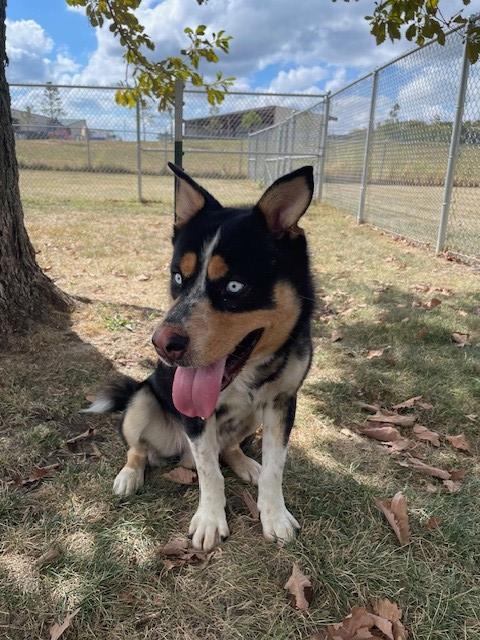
[86,164,315,550]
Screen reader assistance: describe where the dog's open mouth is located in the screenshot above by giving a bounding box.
[172,328,264,419]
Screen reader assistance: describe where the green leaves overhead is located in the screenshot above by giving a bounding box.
[65,0,234,110]
[336,0,479,64]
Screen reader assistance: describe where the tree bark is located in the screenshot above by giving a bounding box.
[0,0,71,341]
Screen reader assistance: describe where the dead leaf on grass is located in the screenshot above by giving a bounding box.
[391,396,423,410]
[239,490,260,521]
[136,273,151,281]
[382,438,413,454]
[425,516,441,530]
[443,480,462,493]
[446,434,471,454]
[161,467,198,484]
[358,425,402,442]
[49,608,81,640]
[369,412,416,427]
[375,492,410,546]
[450,469,466,481]
[452,332,470,347]
[399,457,451,480]
[312,600,407,640]
[35,545,61,568]
[158,536,219,570]
[413,425,440,447]
[15,463,60,488]
[284,563,313,611]
[425,482,438,493]
[354,401,381,413]
[331,329,344,342]
[366,348,387,359]
[66,427,96,448]
[423,298,442,310]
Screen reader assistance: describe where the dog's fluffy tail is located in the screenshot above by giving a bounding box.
[81,376,141,414]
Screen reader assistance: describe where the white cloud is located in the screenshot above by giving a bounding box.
[6,19,79,84]
[266,66,327,93]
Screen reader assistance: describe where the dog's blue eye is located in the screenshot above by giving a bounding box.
[226,281,244,294]
[173,273,183,286]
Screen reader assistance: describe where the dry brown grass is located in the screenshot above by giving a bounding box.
[0,195,479,639]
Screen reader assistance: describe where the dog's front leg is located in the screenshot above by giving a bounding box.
[257,394,300,543]
[185,416,229,551]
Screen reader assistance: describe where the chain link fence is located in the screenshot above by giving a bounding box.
[10,16,480,260]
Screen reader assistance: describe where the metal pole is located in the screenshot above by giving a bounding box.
[316,94,330,201]
[358,70,378,224]
[288,117,296,172]
[436,20,471,254]
[85,126,91,170]
[136,101,143,202]
[174,78,184,221]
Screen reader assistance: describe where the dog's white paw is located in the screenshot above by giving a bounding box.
[113,467,144,496]
[259,504,300,544]
[234,456,262,485]
[189,505,229,551]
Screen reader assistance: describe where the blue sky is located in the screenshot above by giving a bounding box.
[6,0,450,92]
[7,0,479,134]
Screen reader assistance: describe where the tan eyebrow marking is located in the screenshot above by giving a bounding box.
[179,252,197,278]
[207,254,229,281]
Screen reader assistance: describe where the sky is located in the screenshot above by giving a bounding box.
[6,0,480,137]
[7,0,477,94]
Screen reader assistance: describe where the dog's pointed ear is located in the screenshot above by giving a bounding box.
[168,162,221,227]
[256,166,314,234]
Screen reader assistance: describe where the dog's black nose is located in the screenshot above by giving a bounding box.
[152,326,189,362]
[165,333,189,356]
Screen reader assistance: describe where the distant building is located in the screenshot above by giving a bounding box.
[184,105,297,138]
[11,109,115,141]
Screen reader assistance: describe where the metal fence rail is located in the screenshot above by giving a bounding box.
[10,16,480,260]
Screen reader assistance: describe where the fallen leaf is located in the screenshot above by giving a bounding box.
[446,434,471,454]
[423,298,442,310]
[391,396,423,410]
[372,598,401,622]
[416,400,434,411]
[425,517,440,530]
[425,483,438,493]
[382,438,412,454]
[450,469,466,481]
[15,463,60,488]
[466,414,477,422]
[331,329,344,342]
[66,427,96,448]
[358,425,402,442]
[413,425,440,447]
[393,620,409,640]
[158,536,219,570]
[239,490,260,521]
[162,467,198,484]
[112,271,127,278]
[367,348,386,359]
[443,480,462,493]
[284,562,313,611]
[35,545,61,568]
[136,273,151,281]
[354,401,381,413]
[49,608,81,640]
[375,492,410,546]
[369,412,416,427]
[452,332,470,347]
[401,457,450,480]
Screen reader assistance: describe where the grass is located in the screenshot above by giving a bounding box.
[1,195,479,639]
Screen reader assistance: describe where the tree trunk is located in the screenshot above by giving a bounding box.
[0,0,71,341]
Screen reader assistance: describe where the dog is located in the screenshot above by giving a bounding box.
[85,163,315,551]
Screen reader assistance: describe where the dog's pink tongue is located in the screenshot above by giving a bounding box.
[172,358,226,419]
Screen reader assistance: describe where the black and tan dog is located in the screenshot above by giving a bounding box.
[85,163,315,551]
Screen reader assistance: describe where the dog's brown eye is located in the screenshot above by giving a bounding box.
[226,281,244,294]
[173,273,183,286]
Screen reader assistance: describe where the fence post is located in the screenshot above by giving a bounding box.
[316,93,330,201]
[357,70,378,224]
[85,126,91,170]
[136,101,143,202]
[436,21,472,254]
[173,78,184,221]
